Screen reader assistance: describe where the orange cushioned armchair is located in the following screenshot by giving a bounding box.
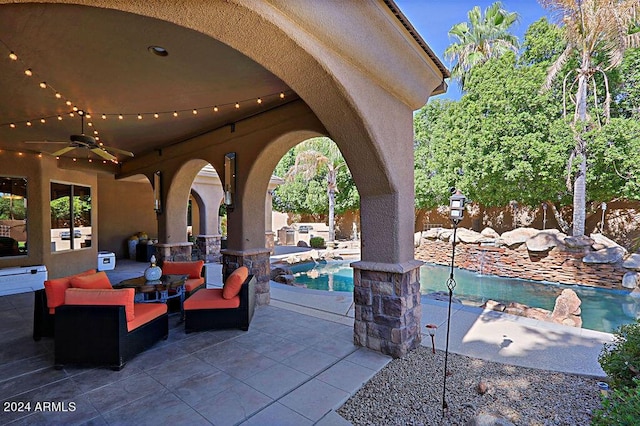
[161,260,205,296]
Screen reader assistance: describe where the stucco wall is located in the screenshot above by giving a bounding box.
[97,174,157,258]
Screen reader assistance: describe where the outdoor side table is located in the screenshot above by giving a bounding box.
[114,274,188,318]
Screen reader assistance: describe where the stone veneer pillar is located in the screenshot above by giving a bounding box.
[351,260,423,358]
[222,248,271,305]
[195,235,222,262]
[265,231,275,254]
[154,242,193,264]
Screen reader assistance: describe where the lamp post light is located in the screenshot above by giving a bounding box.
[600,202,607,234]
[542,203,548,230]
[425,324,437,354]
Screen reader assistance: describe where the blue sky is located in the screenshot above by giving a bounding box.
[394,0,551,99]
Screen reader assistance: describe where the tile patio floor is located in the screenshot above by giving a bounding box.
[0,277,390,425]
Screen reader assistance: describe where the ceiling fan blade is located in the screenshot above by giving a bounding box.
[91,148,117,162]
[101,145,134,157]
[51,146,76,156]
[24,140,68,144]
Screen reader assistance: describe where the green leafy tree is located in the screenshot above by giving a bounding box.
[444,1,520,89]
[540,0,640,236]
[273,137,357,241]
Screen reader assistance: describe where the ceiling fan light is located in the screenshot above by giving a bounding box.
[148,45,168,57]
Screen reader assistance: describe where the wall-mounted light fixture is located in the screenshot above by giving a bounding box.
[224,153,236,210]
[153,171,162,214]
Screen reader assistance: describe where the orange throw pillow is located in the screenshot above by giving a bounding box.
[65,288,135,322]
[222,266,248,300]
[70,271,112,290]
[44,269,99,313]
[162,260,204,279]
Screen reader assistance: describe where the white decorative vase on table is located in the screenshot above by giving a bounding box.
[144,255,162,281]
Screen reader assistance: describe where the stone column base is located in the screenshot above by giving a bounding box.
[351,260,423,358]
[265,232,275,254]
[222,248,271,305]
[196,234,222,262]
[155,242,193,264]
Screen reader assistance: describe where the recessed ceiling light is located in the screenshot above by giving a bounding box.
[148,46,168,57]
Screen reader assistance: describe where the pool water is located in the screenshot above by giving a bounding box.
[289,260,640,333]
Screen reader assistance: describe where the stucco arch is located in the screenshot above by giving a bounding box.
[164,159,209,243]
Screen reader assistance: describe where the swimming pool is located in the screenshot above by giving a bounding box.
[289,260,640,333]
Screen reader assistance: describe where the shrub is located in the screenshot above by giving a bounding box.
[598,320,640,389]
[592,378,640,425]
[310,236,325,248]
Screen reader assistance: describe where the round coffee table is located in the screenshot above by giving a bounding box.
[114,274,188,318]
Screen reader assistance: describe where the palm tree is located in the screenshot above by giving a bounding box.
[540,0,639,237]
[444,1,520,89]
[285,137,346,242]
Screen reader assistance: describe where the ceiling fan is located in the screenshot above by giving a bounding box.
[25,110,134,161]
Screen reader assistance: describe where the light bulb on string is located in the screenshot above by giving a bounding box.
[257,98,262,104]
[192,109,198,115]
[235,102,240,109]
[57,115,63,121]
[9,123,15,128]
[40,118,45,124]
[137,114,143,120]
[69,112,74,117]
[24,68,32,76]
[173,111,178,117]
[154,113,159,119]
[101,114,107,119]
[118,114,123,120]
[26,121,31,126]
[65,100,72,106]
[39,82,47,89]
[55,93,62,99]
[8,52,17,60]
[213,106,218,112]
[86,114,91,119]
[280,92,285,99]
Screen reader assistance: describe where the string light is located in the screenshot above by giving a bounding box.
[137,114,143,120]
[192,109,198,115]
[257,98,262,104]
[118,114,123,120]
[8,51,17,60]
[39,82,47,89]
[235,102,240,109]
[57,115,62,121]
[101,114,107,119]
[280,92,285,99]
[24,68,32,76]
[213,106,218,112]
[173,111,178,117]
[65,100,72,106]
[154,113,159,119]
[26,121,31,126]
[40,118,45,123]
[55,92,61,99]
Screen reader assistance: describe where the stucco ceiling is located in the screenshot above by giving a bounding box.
[0,3,294,164]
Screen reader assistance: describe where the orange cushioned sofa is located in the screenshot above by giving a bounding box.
[33,270,168,370]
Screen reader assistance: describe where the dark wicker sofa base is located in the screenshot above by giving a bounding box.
[184,275,256,333]
[54,305,168,371]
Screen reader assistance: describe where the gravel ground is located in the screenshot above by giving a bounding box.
[338,346,603,425]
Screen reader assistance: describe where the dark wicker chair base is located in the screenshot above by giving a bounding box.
[54,305,168,370]
[184,276,256,333]
[33,289,54,341]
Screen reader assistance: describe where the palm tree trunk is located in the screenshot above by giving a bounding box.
[572,68,589,237]
[328,187,335,242]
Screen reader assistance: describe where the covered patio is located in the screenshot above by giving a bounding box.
[0,0,448,361]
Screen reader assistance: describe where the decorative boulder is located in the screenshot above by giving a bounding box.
[454,228,483,244]
[623,253,640,271]
[438,229,453,241]
[622,272,640,289]
[481,300,505,312]
[497,228,539,248]
[480,227,500,238]
[551,289,582,327]
[422,228,440,240]
[583,247,626,264]
[591,233,622,250]
[525,229,567,252]
[564,235,595,249]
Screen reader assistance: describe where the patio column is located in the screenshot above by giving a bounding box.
[352,260,423,358]
[221,248,271,305]
[154,242,193,264]
[195,234,222,262]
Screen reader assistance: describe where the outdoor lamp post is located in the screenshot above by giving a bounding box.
[600,202,607,233]
[442,188,466,417]
[542,203,548,230]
